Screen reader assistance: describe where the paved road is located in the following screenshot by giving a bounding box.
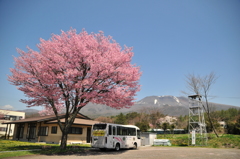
[6,146,240,159]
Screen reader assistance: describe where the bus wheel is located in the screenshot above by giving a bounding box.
[115,143,120,151]
[133,143,137,149]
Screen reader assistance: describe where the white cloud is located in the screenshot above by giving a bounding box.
[0,105,14,110]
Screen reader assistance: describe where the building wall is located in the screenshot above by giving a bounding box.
[13,122,92,144]
[0,110,25,137]
[141,132,157,146]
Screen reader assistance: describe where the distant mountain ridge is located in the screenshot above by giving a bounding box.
[18,109,39,113]
[136,96,188,107]
[17,109,40,118]
[81,95,239,118]
[18,95,240,118]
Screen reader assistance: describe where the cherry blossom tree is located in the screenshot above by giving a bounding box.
[8,29,141,149]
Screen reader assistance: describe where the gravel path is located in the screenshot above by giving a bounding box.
[5,146,240,159]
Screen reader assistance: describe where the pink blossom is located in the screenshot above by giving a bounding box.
[8,28,141,115]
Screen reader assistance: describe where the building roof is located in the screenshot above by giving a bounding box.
[46,118,100,126]
[0,109,26,113]
[188,94,202,99]
[2,113,91,124]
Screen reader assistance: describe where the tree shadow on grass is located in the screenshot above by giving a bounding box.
[0,145,43,151]
[30,148,129,157]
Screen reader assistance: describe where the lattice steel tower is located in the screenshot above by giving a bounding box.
[188,95,207,146]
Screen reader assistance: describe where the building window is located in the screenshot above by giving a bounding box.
[9,116,17,121]
[27,123,36,139]
[0,127,6,132]
[4,115,10,120]
[17,116,23,120]
[16,124,24,139]
[51,126,57,134]
[69,127,82,134]
[38,126,48,136]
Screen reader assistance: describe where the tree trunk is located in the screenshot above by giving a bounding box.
[204,99,219,138]
[60,131,68,149]
[207,113,219,137]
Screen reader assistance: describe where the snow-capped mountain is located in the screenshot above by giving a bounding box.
[136,95,187,107]
[81,95,239,118]
[18,95,239,118]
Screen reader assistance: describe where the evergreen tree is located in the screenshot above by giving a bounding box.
[136,121,150,132]
[162,122,170,136]
[170,124,175,134]
[114,113,127,125]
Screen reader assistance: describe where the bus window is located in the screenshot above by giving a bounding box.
[108,125,112,135]
[113,126,116,135]
[122,127,128,135]
[137,130,141,139]
[117,126,122,135]
[128,128,136,136]
[93,124,107,130]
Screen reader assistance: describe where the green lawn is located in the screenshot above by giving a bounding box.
[156,134,240,148]
[0,140,91,158]
[1,135,240,158]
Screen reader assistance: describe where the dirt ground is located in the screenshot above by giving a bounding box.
[5,146,240,159]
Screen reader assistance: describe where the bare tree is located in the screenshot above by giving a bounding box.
[183,72,219,137]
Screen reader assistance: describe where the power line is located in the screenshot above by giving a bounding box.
[208,96,240,99]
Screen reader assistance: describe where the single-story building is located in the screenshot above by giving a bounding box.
[3,113,100,144]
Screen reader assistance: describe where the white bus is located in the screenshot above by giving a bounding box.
[91,123,141,151]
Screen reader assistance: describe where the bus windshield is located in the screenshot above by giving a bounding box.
[93,124,107,130]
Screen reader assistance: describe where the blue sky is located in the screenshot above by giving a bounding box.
[0,0,239,111]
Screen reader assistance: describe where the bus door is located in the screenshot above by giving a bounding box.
[112,126,116,148]
[107,125,115,148]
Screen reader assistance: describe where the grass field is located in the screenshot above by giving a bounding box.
[1,134,240,158]
[0,140,91,158]
[157,134,240,148]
